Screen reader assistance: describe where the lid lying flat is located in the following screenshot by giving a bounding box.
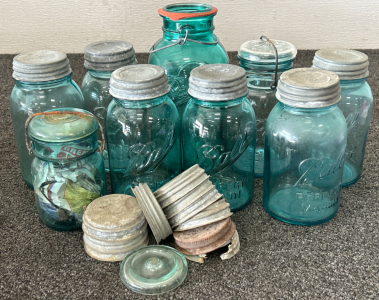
[188,64,248,101]
[238,39,297,64]
[276,68,341,108]
[110,64,170,100]
[13,50,72,82]
[28,108,98,142]
[84,40,137,71]
[313,48,369,80]
[120,245,188,295]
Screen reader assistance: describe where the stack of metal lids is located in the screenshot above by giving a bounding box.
[82,194,149,262]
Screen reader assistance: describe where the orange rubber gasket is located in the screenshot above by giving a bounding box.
[158,7,218,21]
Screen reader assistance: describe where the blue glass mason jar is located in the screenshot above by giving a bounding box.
[238,38,297,177]
[182,64,256,212]
[313,49,373,187]
[106,64,181,195]
[27,108,107,231]
[263,68,347,225]
[148,3,229,118]
[82,41,137,172]
[10,50,85,188]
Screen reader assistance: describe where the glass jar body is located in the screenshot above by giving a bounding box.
[338,79,373,187]
[182,98,256,212]
[263,103,347,225]
[10,75,85,188]
[106,96,181,195]
[81,71,112,171]
[31,135,106,231]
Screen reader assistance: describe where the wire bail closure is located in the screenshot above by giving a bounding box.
[260,36,279,90]
[148,29,219,54]
[25,110,106,156]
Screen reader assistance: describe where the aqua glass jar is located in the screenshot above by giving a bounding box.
[238,38,297,177]
[263,68,347,225]
[82,41,137,172]
[10,50,85,188]
[312,49,373,187]
[182,64,256,212]
[27,108,107,231]
[107,64,181,195]
[148,3,229,118]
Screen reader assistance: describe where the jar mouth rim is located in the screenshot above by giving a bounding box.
[159,3,217,20]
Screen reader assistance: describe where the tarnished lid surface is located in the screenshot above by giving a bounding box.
[110,64,170,100]
[313,48,369,80]
[276,68,341,108]
[13,50,72,82]
[238,39,297,64]
[188,64,248,101]
[84,40,137,71]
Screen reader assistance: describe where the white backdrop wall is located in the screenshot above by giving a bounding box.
[1,0,378,54]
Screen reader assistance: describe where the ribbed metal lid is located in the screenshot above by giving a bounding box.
[238,39,297,64]
[276,68,341,108]
[188,64,248,101]
[110,64,170,100]
[13,50,72,82]
[312,48,369,80]
[84,40,137,72]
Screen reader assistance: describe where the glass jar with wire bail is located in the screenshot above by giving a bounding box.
[312,49,373,187]
[263,68,347,226]
[182,64,256,212]
[106,64,181,195]
[27,108,107,231]
[82,40,137,172]
[148,3,229,119]
[238,37,297,177]
[10,50,85,189]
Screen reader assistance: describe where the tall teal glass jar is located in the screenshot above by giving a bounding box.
[27,108,107,231]
[313,49,373,187]
[263,68,347,226]
[238,38,297,177]
[10,50,85,188]
[106,64,181,195]
[148,3,229,118]
[82,40,137,172]
[182,64,256,212]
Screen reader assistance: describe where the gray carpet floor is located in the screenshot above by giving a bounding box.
[1,50,379,299]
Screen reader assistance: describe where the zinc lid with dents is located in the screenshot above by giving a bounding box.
[28,108,98,142]
[13,50,72,82]
[276,68,341,108]
[312,48,369,80]
[109,64,170,100]
[120,245,188,295]
[188,64,248,101]
[84,40,137,72]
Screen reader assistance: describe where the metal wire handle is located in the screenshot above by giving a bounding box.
[25,110,106,155]
[148,29,219,54]
[260,35,279,89]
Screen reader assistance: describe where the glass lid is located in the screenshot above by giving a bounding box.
[120,245,188,295]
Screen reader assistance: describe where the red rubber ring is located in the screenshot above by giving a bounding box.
[158,7,218,21]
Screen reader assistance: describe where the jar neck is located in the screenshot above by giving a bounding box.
[339,77,368,87]
[114,95,167,108]
[88,70,112,79]
[280,102,339,115]
[162,16,215,40]
[14,74,73,88]
[193,97,245,108]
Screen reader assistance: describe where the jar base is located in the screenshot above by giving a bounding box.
[342,162,361,187]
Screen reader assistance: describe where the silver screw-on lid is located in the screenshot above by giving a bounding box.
[84,40,137,72]
[109,64,170,100]
[312,48,369,80]
[188,64,248,101]
[12,50,72,82]
[276,68,341,108]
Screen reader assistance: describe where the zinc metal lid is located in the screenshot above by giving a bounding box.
[276,68,341,108]
[13,50,72,82]
[188,64,248,101]
[313,48,369,80]
[238,39,297,64]
[109,64,170,100]
[28,108,98,142]
[84,40,137,72]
